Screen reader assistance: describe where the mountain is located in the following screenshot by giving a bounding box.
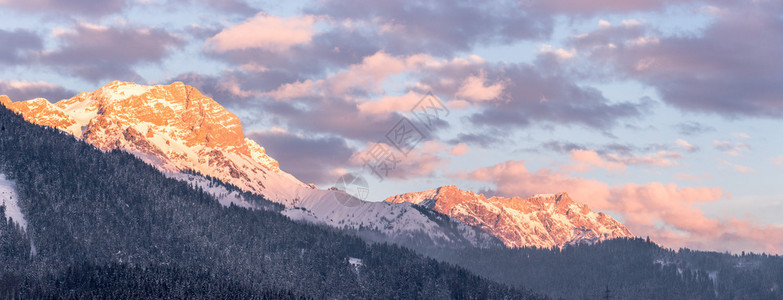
[385,185,633,248]
[0,105,539,299]
[0,81,500,250]
[0,81,632,251]
[1,81,308,205]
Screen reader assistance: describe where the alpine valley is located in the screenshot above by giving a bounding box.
[1,82,782,299]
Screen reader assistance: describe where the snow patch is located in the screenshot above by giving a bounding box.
[532,193,556,198]
[102,83,152,102]
[0,173,27,230]
[348,257,363,267]
[167,173,255,209]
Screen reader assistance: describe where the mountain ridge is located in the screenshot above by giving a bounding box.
[2,81,633,250]
[385,184,633,248]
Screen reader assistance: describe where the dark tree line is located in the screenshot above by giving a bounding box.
[0,106,540,299]
[426,237,783,299]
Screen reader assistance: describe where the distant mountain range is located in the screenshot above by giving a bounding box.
[1,81,632,250]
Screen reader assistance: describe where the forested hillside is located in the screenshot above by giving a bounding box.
[0,106,538,299]
[429,237,783,299]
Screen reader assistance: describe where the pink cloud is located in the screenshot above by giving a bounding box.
[207,13,317,52]
[264,79,319,100]
[349,141,448,180]
[566,149,626,172]
[713,140,750,157]
[462,160,783,253]
[450,143,470,156]
[675,138,697,152]
[605,151,681,168]
[564,148,682,173]
[324,52,433,95]
[454,70,505,102]
[357,91,424,115]
[718,159,755,174]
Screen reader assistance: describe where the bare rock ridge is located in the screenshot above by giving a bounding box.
[1,81,308,205]
[385,185,633,248]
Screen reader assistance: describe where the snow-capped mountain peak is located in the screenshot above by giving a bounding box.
[1,81,308,205]
[385,185,633,248]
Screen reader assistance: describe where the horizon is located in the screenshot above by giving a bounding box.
[1,0,782,255]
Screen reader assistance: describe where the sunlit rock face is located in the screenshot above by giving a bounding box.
[2,81,307,205]
[386,185,633,248]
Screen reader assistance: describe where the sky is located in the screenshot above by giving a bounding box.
[1,0,782,254]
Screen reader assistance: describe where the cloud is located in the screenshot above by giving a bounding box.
[448,132,504,148]
[422,61,649,131]
[201,13,644,141]
[357,91,425,115]
[674,121,715,136]
[0,0,125,16]
[0,80,76,102]
[571,2,783,118]
[718,159,755,174]
[322,51,430,95]
[236,50,437,103]
[0,29,42,64]
[605,150,681,168]
[462,160,783,253]
[166,73,255,106]
[675,138,698,152]
[308,0,553,56]
[540,140,685,169]
[260,95,407,142]
[207,13,317,52]
[174,0,256,15]
[713,140,749,156]
[449,143,470,156]
[731,132,750,139]
[43,23,183,81]
[566,149,626,172]
[537,0,690,14]
[219,52,478,143]
[564,147,682,172]
[350,140,448,181]
[674,173,699,182]
[540,140,586,153]
[772,155,783,167]
[205,25,381,82]
[455,71,506,102]
[246,130,354,185]
[539,44,576,60]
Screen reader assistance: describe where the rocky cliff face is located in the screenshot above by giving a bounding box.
[385,185,633,248]
[1,81,308,205]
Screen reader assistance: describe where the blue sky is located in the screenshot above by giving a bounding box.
[1,0,782,253]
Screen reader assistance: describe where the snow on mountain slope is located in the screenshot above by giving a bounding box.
[0,173,27,230]
[283,189,502,249]
[1,81,310,206]
[385,185,633,248]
